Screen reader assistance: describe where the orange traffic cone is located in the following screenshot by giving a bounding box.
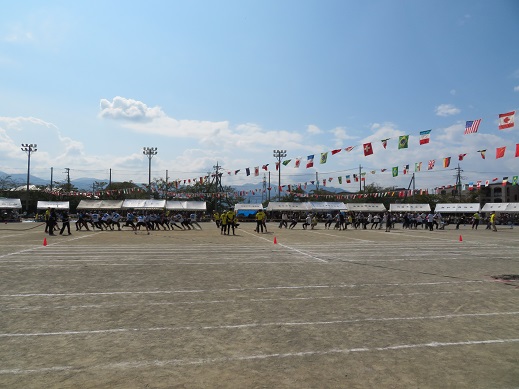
[274,237,277,244]
[459,235,463,242]
[43,238,48,246]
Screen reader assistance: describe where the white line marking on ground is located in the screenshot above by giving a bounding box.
[1,338,517,374]
[1,311,517,338]
[242,229,328,262]
[0,280,485,298]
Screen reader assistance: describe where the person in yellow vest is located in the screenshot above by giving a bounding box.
[255,209,266,233]
[226,208,236,235]
[490,211,497,232]
[220,210,228,235]
[213,211,221,228]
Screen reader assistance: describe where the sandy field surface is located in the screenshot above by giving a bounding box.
[0,220,518,388]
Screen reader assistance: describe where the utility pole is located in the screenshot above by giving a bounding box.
[268,171,271,202]
[211,162,224,211]
[359,164,363,192]
[64,168,71,191]
[454,164,464,202]
[273,150,287,201]
[316,172,319,191]
[109,168,112,188]
[21,143,37,213]
[50,167,53,191]
[262,174,267,204]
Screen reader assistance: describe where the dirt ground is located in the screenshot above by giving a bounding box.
[0,220,518,389]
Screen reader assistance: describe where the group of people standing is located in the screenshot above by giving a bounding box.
[212,209,239,235]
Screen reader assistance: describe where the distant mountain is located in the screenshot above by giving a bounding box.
[1,171,350,196]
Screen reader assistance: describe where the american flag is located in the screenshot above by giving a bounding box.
[464,119,481,134]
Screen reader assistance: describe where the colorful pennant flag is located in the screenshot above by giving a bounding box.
[254,167,259,176]
[306,155,314,168]
[502,177,509,186]
[363,142,373,156]
[338,176,342,184]
[458,153,467,161]
[320,152,328,164]
[403,164,409,174]
[346,175,351,183]
[331,149,342,155]
[428,160,435,170]
[246,168,250,176]
[415,162,422,172]
[513,176,518,185]
[295,158,301,168]
[443,157,451,168]
[496,147,506,159]
[262,164,269,171]
[477,150,486,159]
[419,130,431,145]
[464,119,481,134]
[398,135,409,149]
[392,167,398,177]
[515,144,519,158]
[345,146,355,152]
[498,111,515,130]
[282,159,291,166]
[381,139,389,149]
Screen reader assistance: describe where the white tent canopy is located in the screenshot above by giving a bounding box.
[77,200,124,209]
[234,203,264,211]
[121,199,166,209]
[166,201,206,211]
[389,203,431,212]
[37,201,70,210]
[0,198,22,209]
[346,203,387,212]
[434,203,481,213]
[266,202,311,212]
[307,202,347,211]
[481,203,519,213]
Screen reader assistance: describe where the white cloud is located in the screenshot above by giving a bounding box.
[514,85,519,92]
[435,104,460,117]
[306,124,322,135]
[99,97,165,122]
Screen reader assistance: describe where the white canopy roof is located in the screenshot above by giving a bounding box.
[307,202,347,211]
[234,203,264,211]
[77,200,124,209]
[121,199,166,209]
[434,203,481,213]
[346,203,387,212]
[266,202,311,211]
[0,198,22,209]
[481,202,519,213]
[37,201,70,210]
[166,201,206,211]
[389,203,431,212]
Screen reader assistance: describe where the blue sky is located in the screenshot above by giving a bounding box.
[1,0,518,194]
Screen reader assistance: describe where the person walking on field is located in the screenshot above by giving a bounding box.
[472,212,481,230]
[59,211,71,235]
[490,211,498,232]
[255,209,266,233]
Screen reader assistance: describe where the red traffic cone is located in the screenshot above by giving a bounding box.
[459,235,463,242]
[274,237,277,244]
[43,238,48,246]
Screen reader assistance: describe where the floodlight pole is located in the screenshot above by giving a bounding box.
[143,147,158,196]
[21,143,37,213]
[273,149,287,201]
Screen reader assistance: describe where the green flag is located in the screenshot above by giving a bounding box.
[282,159,291,166]
[320,152,328,164]
[513,176,518,185]
[398,135,409,149]
[392,166,399,177]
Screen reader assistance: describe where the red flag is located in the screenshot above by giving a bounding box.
[428,160,435,170]
[516,144,519,158]
[262,164,269,171]
[496,147,506,159]
[381,139,389,149]
[363,142,373,156]
[331,149,342,155]
[498,111,515,130]
[344,146,355,152]
[458,153,467,161]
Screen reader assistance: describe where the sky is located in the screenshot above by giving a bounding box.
[1,0,518,196]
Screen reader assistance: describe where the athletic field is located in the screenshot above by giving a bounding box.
[1,221,518,388]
